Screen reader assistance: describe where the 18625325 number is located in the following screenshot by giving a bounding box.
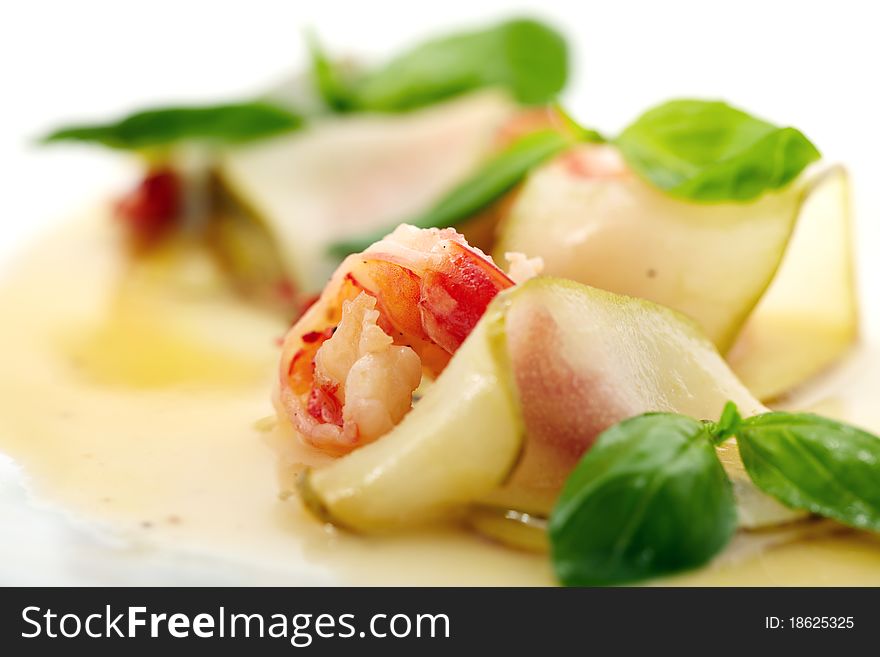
[790,617,854,629]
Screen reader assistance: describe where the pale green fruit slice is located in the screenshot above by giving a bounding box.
[300,277,802,537]
[465,506,548,552]
[727,165,858,400]
[494,144,810,352]
[482,278,802,529]
[298,307,522,532]
[219,91,515,292]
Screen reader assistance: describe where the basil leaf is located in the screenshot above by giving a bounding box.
[549,413,736,586]
[616,99,820,202]
[707,400,743,444]
[737,412,880,531]
[350,18,568,112]
[307,31,355,113]
[327,128,572,257]
[551,102,606,144]
[42,101,302,150]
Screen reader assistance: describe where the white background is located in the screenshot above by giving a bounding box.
[2,0,879,292]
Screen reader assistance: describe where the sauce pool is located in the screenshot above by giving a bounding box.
[0,213,878,585]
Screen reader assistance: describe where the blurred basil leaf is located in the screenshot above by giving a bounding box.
[328,128,572,256]
[42,101,302,150]
[350,18,568,112]
[307,31,356,113]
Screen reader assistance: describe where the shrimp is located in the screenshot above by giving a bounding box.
[276,224,515,455]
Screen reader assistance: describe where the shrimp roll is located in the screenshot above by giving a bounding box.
[275,224,528,455]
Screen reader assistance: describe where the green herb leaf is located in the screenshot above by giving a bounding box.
[549,413,737,586]
[350,18,568,112]
[551,102,606,144]
[616,99,820,202]
[737,412,880,531]
[42,101,302,150]
[327,128,572,257]
[707,400,743,445]
[307,31,355,113]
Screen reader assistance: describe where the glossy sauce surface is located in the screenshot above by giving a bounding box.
[0,216,878,585]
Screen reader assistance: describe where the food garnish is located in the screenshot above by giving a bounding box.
[616,99,820,202]
[328,128,573,256]
[334,99,821,258]
[42,102,302,150]
[550,402,880,585]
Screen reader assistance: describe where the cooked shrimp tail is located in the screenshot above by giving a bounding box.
[277,224,515,455]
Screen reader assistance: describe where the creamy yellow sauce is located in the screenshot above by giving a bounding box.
[1,214,878,585]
